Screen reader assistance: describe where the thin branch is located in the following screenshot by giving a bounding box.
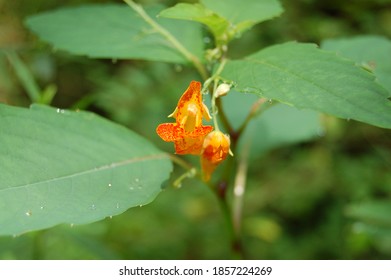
[5,51,41,103]
[123,0,208,80]
[207,58,234,134]
[236,97,269,136]
[168,154,203,187]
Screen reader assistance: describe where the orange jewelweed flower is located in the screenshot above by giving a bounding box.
[201,131,231,181]
[156,81,213,155]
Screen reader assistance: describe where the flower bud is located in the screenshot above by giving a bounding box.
[201,131,231,181]
[214,83,231,98]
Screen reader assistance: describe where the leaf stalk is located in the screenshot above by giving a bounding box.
[123,0,208,80]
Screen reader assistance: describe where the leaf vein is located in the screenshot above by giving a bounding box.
[1,153,170,191]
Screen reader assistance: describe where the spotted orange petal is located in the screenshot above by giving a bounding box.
[173,125,213,155]
[156,123,184,142]
[186,125,213,138]
[169,81,211,132]
[174,136,205,155]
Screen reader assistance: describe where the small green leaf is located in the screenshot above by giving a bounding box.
[201,0,283,35]
[159,3,229,42]
[0,104,172,236]
[25,4,204,64]
[221,42,391,129]
[322,35,391,93]
[159,0,283,44]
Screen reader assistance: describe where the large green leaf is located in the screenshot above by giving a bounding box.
[221,42,391,129]
[0,104,172,236]
[25,4,204,64]
[321,35,391,93]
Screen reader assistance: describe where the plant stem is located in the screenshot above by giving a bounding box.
[207,58,234,133]
[210,177,244,259]
[215,97,234,136]
[168,154,194,171]
[232,140,250,240]
[211,79,220,131]
[236,97,270,136]
[218,194,243,258]
[123,0,208,80]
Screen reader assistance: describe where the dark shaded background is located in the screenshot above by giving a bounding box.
[1,0,390,259]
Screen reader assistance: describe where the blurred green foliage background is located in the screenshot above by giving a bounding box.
[1,0,391,259]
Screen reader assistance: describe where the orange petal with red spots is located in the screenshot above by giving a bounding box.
[174,135,205,155]
[174,81,210,130]
[186,125,213,138]
[156,123,184,142]
[174,125,213,154]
